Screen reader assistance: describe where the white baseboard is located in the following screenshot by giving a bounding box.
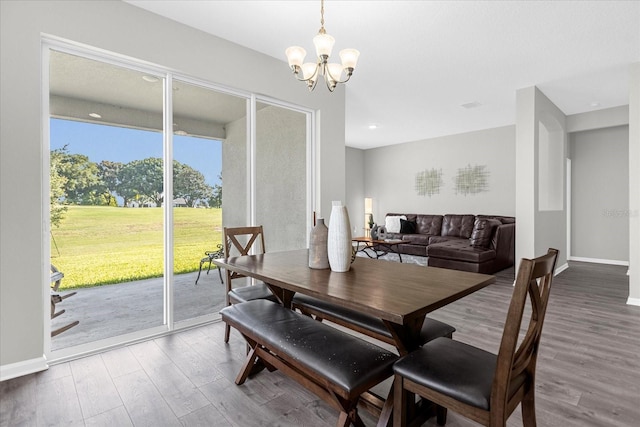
[555,263,569,276]
[568,256,629,266]
[1,355,48,382]
[627,297,640,307]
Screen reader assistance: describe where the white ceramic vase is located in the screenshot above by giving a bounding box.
[327,201,353,272]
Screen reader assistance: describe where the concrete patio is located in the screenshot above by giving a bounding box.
[50,253,426,351]
[50,267,227,351]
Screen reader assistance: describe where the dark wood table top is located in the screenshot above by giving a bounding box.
[213,249,495,326]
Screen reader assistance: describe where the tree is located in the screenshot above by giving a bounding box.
[50,150,68,227]
[53,146,101,205]
[210,174,222,208]
[173,161,212,207]
[117,157,164,206]
[96,160,123,206]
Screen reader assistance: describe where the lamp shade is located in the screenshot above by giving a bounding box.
[326,63,344,83]
[301,62,319,81]
[313,33,335,57]
[364,197,373,214]
[285,46,306,68]
[339,48,360,70]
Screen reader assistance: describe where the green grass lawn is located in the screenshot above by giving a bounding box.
[50,206,222,289]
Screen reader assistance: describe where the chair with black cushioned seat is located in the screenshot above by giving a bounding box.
[393,248,558,427]
[223,226,277,343]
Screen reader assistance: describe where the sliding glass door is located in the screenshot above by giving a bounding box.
[172,80,247,323]
[46,43,313,357]
[49,50,165,350]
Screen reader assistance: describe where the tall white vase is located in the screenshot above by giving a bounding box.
[327,201,353,272]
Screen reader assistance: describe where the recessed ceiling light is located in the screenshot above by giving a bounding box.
[368,124,378,130]
[142,75,159,83]
[590,101,601,107]
[89,112,102,119]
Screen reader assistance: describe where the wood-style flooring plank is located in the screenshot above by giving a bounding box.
[83,405,133,427]
[198,376,289,427]
[178,404,232,427]
[153,334,225,387]
[35,375,84,427]
[145,362,210,418]
[128,339,175,372]
[112,369,181,427]
[0,374,36,427]
[69,354,123,419]
[100,346,143,379]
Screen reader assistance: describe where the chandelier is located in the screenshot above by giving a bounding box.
[285,0,360,92]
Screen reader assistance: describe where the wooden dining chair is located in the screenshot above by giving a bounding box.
[223,226,277,343]
[392,248,559,427]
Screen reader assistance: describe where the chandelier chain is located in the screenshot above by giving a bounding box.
[319,0,326,34]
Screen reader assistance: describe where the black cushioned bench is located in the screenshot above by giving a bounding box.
[292,294,455,353]
[221,299,399,427]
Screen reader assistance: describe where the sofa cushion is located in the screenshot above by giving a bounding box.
[428,236,467,245]
[385,215,406,233]
[401,234,430,246]
[415,215,443,235]
[398,243,428,256]
[478,215,515,225]
[400,218,417,234]
[441,214,476,238]
[469,218,502,248]
[427,239,496,263]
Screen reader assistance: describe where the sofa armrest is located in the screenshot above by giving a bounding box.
[492,223,515,268]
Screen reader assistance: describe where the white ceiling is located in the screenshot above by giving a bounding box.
[126,0,640,149]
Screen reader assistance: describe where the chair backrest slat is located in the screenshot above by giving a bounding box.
[491,248,558,419]
[223,226,266,282]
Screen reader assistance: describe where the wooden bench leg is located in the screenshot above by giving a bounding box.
[376,379,395,427]
[235,344,258,385]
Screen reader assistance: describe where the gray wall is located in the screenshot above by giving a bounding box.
[630,63,640,303]
[362,126,516,221]
[0,0,345,372]
[255,105,307,252]
[222,113,249,228]
[516,87,568,269]
[570,126,629,262]
[345,147,365,233]
[223,105,307,251]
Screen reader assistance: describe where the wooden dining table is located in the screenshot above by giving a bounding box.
[213,248,495,354]
[213,248,496,426]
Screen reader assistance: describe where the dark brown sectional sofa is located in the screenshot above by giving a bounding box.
[382,213,515,274]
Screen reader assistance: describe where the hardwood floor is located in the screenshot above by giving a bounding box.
[1,261,639,426]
